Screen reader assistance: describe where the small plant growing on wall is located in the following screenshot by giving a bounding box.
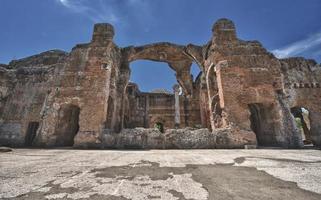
[155,122,164,133]
[295,117,303,130]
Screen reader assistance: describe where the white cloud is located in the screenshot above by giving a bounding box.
[58,0,88,12]
[56,0,154,35]
[57,0,119,23]
[272,31,321,58]
[56,0,152,25]
[58,0,68,6]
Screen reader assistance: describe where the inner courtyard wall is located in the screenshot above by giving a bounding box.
[124,83,202,129]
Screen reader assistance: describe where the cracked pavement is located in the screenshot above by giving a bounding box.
[1,149,321,200]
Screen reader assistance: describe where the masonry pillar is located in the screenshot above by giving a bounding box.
[72,23,121,147]
[309,109,321,147]
[173,84,181,128]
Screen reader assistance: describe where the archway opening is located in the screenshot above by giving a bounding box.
[248,103,277,147]
[129,60,177,92]
[191,62,202,82]
[248,104,262,145]
[55,104,80,146]
[124,60,178,129]
[24,122,39,147]
[290,107,312,146]
[155,122,164,133]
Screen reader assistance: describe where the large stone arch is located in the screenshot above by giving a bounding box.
[122,42,203,96]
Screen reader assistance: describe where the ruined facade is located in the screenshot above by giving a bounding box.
[0,19,320,149]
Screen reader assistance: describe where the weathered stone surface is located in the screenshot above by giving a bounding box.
[117,128,164,149]
[214,128,257,148]
[1,19,320,149]
[0,122,23,146]
[165,128,216,149]
[74,127,256,149]
[0,146,12,152]
[74,131,102,148]
[100,128,164,149]
[8,50,67,69]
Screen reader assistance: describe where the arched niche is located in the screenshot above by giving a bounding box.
[54,104,80,146]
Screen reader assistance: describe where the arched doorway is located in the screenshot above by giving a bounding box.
[291,107,312,146]
[24,122,39,147]
[248,103,277,146]
[55,104,80,146]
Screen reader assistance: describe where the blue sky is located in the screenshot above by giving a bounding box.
[1,0,321,92]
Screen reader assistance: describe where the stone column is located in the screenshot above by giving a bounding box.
[173,84,181,128]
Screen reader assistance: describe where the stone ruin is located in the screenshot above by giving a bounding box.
[0,19,320,149]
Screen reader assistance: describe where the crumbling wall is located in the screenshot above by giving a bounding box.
[0,50,67,146]
[281,58,321,146]
[204,19,301,148]
[74,127,255,149]
[0,65,14,120]
[1,19,320,149]
[35,23,123,147]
